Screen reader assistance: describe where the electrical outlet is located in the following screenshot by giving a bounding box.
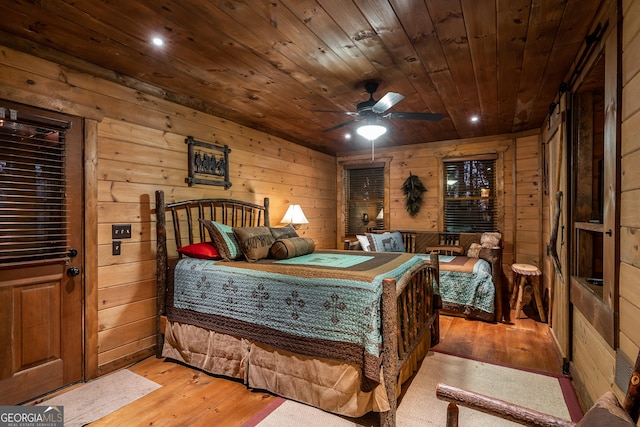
[112,240,121,256]
[112,224,132,239]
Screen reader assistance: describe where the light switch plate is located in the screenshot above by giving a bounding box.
[112,240,121,256]
[112,224,132,239]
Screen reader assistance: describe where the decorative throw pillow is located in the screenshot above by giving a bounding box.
[356,234,371,251]
[233,226,276,262]
[478,247,499,264]
[270,224,299,240]
[576,391,635,426]
[270,237,315,260]
[177,242,221,260]
[367,231,406,252]
[467,242,482,258]
[481,232,502,249]
[200,219,242,261]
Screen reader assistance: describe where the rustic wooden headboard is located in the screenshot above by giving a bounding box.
[154,190,270,355]
[155,190,270,257]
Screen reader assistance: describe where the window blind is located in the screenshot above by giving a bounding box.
[0,109,70,266]
[345,167,384,235]
[443,157,497,232]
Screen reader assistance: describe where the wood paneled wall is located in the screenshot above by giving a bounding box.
[619,0,640,395]
[572,309,616,403]
[0,44,336,377]
[514,135,543,267]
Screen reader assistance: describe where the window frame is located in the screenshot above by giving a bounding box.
[344,166,384,235]
[441,155,498,233]
[337,157,391,245]
[437,152,505,234]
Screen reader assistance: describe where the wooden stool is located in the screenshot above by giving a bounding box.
[510,263,546,322]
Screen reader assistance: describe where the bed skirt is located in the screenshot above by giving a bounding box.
[162,320,432,418]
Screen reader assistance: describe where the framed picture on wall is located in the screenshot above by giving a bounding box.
[185,136,232,189]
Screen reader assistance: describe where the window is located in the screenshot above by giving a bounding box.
[0,109,70,265]
[443,156,497,232]
[567,35,617,347]
[344,166,384,235]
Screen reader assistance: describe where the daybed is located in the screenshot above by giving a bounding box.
[154,191,440,426]
[347,230,504,322]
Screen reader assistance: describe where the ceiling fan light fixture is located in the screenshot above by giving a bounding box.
[356,123,387,140]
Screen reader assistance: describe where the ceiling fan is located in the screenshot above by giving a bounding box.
[314,81,444,135]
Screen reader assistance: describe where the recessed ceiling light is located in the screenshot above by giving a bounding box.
[151,37,164,47]
[345,133,351,140]
[470,115,479,123]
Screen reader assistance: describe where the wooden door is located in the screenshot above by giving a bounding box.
[547,115,570,357]
[0,101,84,404]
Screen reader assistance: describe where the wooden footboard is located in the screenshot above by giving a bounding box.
[380,252,441,427]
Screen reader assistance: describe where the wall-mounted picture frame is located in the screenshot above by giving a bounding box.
[185,136,232,189]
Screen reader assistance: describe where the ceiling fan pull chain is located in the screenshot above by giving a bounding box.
[371,139,375,161]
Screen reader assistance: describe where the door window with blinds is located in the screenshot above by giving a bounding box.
[345,166,384,235]
[0,107,70,266]
[443,156,497,232]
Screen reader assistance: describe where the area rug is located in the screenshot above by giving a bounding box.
[39,369,161,427]
[245,351,581,426]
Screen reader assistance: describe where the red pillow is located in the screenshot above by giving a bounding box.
[177,242,221,260]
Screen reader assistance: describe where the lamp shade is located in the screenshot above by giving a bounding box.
[356,123,387,140]
[280,204,309,229]
[375,208,384,229]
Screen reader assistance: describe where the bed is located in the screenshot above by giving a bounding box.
[154,191,440,426]
[348,230,504,322]
[433,255,496,322]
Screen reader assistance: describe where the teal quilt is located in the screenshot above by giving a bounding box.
[437,256,495,321]
[167,250,425,391]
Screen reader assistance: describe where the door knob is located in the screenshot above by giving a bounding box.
[66,266,80,277]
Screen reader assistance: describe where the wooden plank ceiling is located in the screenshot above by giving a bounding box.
[0,0,604,155]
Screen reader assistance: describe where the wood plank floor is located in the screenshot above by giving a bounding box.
[86,311,564,426]
[436,311,564,375]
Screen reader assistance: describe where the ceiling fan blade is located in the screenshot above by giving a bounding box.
[385,111,444,121]
[321,119,359,133]
[312,109,359,116]
[372,92,404,114]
